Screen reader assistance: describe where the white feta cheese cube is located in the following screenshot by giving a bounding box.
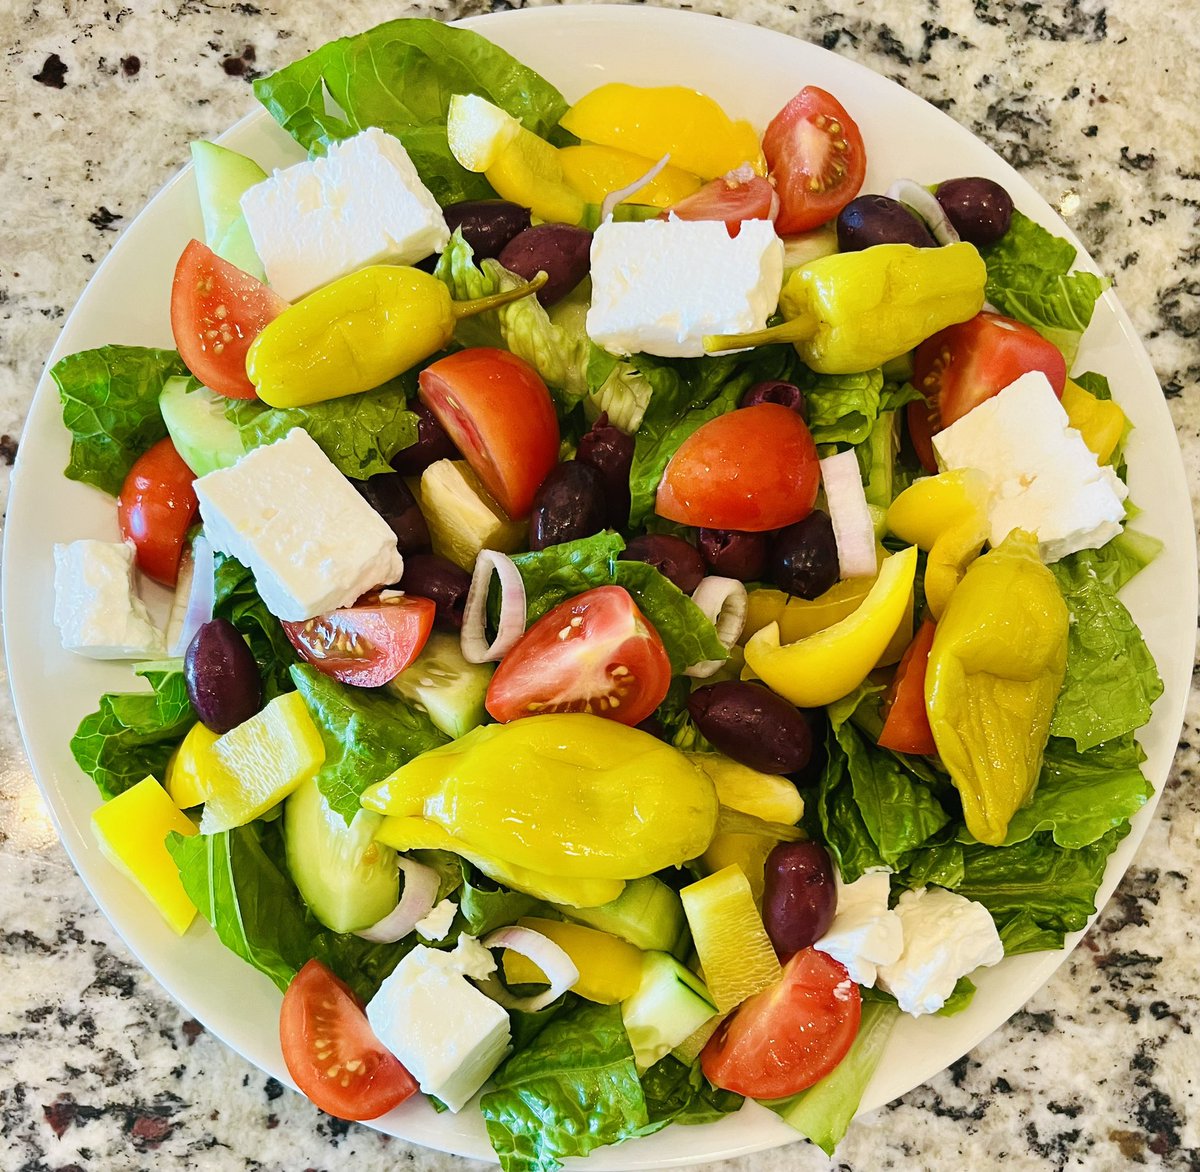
[194,428,403,622]
[366,940,511,1112]
[53,540,165,660]
[932,371,1127,563]
[586,216,783,358]
[416,899,459,941]
[241,127,450,301]
[813,870,903,988]
[876,886,1003,1016]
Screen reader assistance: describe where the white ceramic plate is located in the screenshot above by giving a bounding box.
[4,5,1195,1166]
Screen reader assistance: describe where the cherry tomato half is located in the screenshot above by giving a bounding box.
[279,959,418,1122]
[486,585,671,727]
[762,87,866,235]
[170,239,287,399]
[282,594,435,688]
[701,947,861,1098]
[878,616,937,756]
[664,174,778,236]
[117,437,198,587]
[417,348,560,520]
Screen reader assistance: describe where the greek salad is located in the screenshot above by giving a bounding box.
[50,16,1165,1169]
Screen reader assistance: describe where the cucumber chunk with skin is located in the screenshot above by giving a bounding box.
[159,376,245,477]
[191,140,267,279]
[621,951,718,1071]
[385,631,494,740]
[554,875,687,954]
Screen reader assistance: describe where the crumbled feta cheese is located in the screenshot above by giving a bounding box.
[241,127,450,301]
[932,370,1127,563]
[876,886,1004,1016]
[813,870,903,988]
[586,216,783,358]
[416,898,458,941]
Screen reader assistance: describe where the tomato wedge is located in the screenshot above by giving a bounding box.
[117,437,198,587]
[762,87,866,234]
[418,348,560,520]
[701,947,861,1098]
[663,174,778,236]
[170,239,287,399]
[878,617,937,755]
[280,959,417,1121]
[282,594,435,688]
[486,585,671,727]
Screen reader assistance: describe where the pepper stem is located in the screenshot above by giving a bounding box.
[704,308,819,353]
[452,271,548,320]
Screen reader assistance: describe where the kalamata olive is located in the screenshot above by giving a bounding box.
[442,199,532,259]
[390,401,458,477]
[686,681,813,774]
[185,618,261,733]
[621,534,706,595]
[836,194,937,251]
[529,461,608,551]
[576,412,634,529]
[697,528,768,581]
[354,472,430,554]
[762,841,838,958]
[770,511,839,600]
[935,177,1014,247]
[498,224,593,307]
[739,380,807,419]
[398,553,472,630]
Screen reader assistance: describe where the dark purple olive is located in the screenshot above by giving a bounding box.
[498,224,593,307]
[935,177,1014,247]
[442,199,532,259]
[398,554,472,630]
[635,715,667,741]
[697,528,768,581]
[686,681,813,774]
[740,380,807,419]
[529,461,608,551]
[763,841,837,958]
[770,511,839,600]
[354,472,430,554]
[185,618,261,734]
[576,413,634,529]
[621,534,706,595]
[836,194,937,251]
[390,401,458,477]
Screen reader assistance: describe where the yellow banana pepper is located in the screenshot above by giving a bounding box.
[1061,378,1127,464]
[361,714,718,907]
[926,530,1069,846]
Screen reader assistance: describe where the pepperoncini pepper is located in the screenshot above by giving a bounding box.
[246,265,545,408]
[359,714,718,908]
[705,242,986,373]
[925,530,1069,846]
[1060,378,1127,464]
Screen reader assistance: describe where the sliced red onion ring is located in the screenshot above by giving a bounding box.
[479,926,579,1012]
[686,576,748,679]
[354,856,440,944]
[460,549,526,664]
[168,534,215,656]
[885,179,961,246]
[820,450,878,579]
[601,153,672,222]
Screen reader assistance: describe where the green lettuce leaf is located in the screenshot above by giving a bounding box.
[813,727,888,883]
[54,345,186,496]
[798,367,886,446]
[636,1056,742,1134]
[212,555,297,701]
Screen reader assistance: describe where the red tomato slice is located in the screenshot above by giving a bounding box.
[701,947,861,1098]
[117,437,199,587]
[656,403,819,532]
[486,585,671,727]
[663,174,778,236]
[280,959,418,1122]
[878,616,937,755]
[762,87,866,235]
[418,348,560,520]
[282,594,435,688]
[909,311,1068,472]
[170,239,287,399]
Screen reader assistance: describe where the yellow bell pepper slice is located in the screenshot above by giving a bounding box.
[165,721,224,810]
[502,917,644,1004]
[687,753,804,825]
[1061,378,1127,464]
[557,144,702,208]
[744,546,918,708]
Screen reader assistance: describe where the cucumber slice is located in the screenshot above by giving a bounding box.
[621,951,717,1071]
[190,140,267,279]
[159,376,245,476]
[419,460,524,572]
[555,875,687,955]
[385,631,494,740]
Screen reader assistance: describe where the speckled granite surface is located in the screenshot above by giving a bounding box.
[1,1,1198,1169]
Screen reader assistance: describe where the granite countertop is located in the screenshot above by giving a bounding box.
[2,0,1198,1169]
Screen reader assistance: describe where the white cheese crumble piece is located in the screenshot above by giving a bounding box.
[932,370,1127,563]
[876,886,1004,1016]
[416,898,459,941]
[52,540,165,660]
[241,126,450,301]
[586,216,783,358]
[194,428,403,622]
[366,937,510,1112]
[813,870,903,988]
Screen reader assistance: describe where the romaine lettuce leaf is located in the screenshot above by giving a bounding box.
[636,1056,742,1133]
[212,555,297,701]
[798,366,886,446]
